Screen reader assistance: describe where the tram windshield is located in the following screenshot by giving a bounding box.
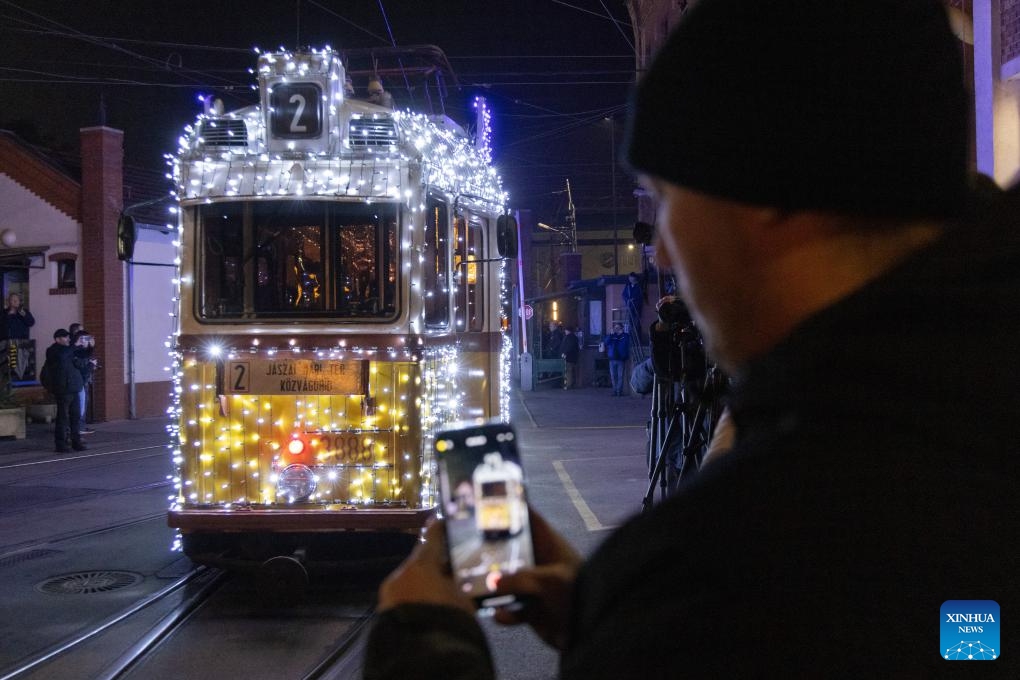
[197,201,399,320]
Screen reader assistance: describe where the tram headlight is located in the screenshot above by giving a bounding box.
[277,464,316,501]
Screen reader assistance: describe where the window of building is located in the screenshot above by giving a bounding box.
[49,252,77,294]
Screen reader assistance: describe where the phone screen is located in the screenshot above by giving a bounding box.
[436,422,535,609]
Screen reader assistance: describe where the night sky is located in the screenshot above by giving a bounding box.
[0,0,638,230]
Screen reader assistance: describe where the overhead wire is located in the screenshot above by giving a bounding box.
[376,0,418,111]
[599,0,635,53]
[305,0,391,45]
[0,0,637,223]
[0,0,245,91]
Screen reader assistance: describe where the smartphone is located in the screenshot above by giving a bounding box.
[435,421,535,610]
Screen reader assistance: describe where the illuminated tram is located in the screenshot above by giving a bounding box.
[164,46,515,569]
[472,452,526,540]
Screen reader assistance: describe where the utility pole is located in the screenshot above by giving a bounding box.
[607,116,618,275]
[565,178,577,252]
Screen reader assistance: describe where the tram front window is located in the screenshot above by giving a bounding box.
[198,201,399,320]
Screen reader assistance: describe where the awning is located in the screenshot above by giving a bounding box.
[0,246,49,269]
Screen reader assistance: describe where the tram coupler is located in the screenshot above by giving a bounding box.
[255,547,309,604]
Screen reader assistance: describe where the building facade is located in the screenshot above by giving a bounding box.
[0,128,175,420]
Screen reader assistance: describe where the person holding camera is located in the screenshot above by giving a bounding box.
[44,329,86,453]
[3,292,34,339]
[71,328,97,434]
[364,2,1019,677]
[600,322,629,397]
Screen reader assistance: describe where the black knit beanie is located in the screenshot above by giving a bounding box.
[625,0,968,219]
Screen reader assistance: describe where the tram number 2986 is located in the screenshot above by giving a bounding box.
[312,433,379,464]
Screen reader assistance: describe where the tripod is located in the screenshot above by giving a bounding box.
[641,365,723,512]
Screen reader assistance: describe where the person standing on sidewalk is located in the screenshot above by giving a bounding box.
[45,329,86,453]
[621,272,643,343]
[601,322,630,396]
[559,327,579,389]
[543,321,563,359]
[71,328,97,435]
[363,1,1019,677]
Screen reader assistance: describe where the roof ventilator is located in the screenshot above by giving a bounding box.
[198,118,249,148]
[349,118,398,147]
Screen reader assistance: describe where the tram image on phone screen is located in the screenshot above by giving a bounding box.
[435,422,535,609]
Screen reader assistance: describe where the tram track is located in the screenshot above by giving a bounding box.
[104,573,378,680]
[0,566,222,680]
[1,564,380,680]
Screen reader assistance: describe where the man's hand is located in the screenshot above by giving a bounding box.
[377,519,476,616]
[490,509,582,650]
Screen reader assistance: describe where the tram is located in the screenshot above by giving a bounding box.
[162,46,515,569]
[472,452,526,540]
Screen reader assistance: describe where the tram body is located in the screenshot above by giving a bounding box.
[165,47,511,565]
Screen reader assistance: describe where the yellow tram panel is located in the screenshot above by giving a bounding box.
[176,356,423,508]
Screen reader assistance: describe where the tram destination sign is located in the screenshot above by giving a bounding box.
[224,358,366,395]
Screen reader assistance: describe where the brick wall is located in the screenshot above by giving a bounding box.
[79,127,127,421]
[1004,0,1020,63]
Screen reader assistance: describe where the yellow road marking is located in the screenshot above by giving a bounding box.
[552,459,615,532]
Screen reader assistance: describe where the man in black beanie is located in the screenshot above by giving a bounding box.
[362,2,1019,677]
[44,328,87,453]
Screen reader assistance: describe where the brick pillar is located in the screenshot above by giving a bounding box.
[80,126,127,421]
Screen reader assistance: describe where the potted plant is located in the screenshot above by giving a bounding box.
[0,373,26,439]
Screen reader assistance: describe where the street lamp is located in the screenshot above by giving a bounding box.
[537,222,574,250]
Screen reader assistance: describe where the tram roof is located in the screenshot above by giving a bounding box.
[172,46,505,209]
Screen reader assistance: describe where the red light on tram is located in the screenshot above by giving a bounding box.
[288,438,306,456]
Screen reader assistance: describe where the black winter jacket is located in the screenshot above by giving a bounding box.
[364,188,1020,678]
[45,343,85,394]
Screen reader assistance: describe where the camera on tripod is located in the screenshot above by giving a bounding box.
[650,298,703,384]
[657,299,691,326]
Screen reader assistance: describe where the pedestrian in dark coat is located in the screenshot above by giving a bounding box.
[559,327,579,389]
[602,323,630,396]
[543,321,564,358]
[45,329,86,453]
